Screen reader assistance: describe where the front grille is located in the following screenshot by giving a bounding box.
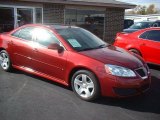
[135,67,147,78]
[114,88,137,96]
[140,84,150,91]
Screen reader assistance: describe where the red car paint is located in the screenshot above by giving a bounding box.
[0,24,151,97]
[114,27,160,65]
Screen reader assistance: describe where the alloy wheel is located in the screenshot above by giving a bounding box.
[0,52,9,70]
[74,74,95,98]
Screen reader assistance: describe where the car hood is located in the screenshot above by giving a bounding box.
[79,46,143,69]
[123,28,139,33]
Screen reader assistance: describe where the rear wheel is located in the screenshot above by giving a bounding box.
[71,70,100,101]
[0,50,12,71]
[129,49,142,56]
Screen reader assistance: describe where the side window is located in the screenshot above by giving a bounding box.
[146,30,160,42]
[18,27,34,40]
[139,31,149,39]
[32,28,60,47]
[11,27,34,41]
[11,29,21,37]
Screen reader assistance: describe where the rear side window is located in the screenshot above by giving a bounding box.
[11,29,21,37]
[18,27,34,40]
[139,31,149,39]
[11,27,34,41]
[139,30,160,42]
[146,30,160,42]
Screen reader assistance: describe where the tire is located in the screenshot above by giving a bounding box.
[129,49,142,56]
[71,70,100,101]
[0,50,13,72]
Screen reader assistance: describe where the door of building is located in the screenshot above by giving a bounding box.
[0,7,14,33]
[0,5,43,33]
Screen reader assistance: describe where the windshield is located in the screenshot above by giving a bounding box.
[129,22,152,29]
[56,27,108,51]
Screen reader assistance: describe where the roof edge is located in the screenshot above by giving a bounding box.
[20,0,136,9]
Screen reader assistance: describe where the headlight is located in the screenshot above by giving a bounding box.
[105,64,136,77]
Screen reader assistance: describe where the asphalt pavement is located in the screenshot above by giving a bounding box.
[0,65,160,120]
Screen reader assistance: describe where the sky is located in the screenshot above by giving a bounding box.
[118,0,160,8]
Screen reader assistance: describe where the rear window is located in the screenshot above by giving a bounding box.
[129,22,152,29]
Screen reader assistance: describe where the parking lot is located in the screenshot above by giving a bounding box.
[0,65,160,120]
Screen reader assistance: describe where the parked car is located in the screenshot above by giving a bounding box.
[114,27,160,65]
[124,19,134,29]
[124,20,160,33]
[0,24,151,101]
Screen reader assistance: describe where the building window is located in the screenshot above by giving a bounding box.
[17,8,33,27]
[35,8,42,23]
[65,9,105,39]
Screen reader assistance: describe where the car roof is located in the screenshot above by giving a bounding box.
[9,24,80,35]
[143,27,160,30]
[51,25,79,29]
[130,27,160,35]
[19,24,79,30]
[136,20,160,23]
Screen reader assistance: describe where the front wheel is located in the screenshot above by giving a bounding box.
[71,70,100,101]
[0,50,12,71]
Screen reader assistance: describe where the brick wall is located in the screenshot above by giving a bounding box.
[104,8,125,44]
[43,4,65,24]
[42,4,125,44]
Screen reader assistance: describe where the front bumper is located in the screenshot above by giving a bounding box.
[100,73,151,97]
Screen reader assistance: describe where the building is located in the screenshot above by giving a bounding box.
[0,0,135,43]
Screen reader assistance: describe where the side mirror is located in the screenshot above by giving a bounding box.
[48,43,64,53]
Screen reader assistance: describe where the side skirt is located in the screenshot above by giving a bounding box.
[12,65,69,86]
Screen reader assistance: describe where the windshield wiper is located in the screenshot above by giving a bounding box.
[79,47,96,51]
[97,44,107,48]
[96,44,111,49]
[79,44,112,52]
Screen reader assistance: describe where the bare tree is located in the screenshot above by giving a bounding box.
[126,4,159,15]
[146,4,158,14]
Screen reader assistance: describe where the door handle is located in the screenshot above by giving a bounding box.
[141,43,146,46]
[8,40,14,45]
[33,48,38,52]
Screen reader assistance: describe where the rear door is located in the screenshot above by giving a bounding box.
[10,27,35,68]
[139,30,160,64]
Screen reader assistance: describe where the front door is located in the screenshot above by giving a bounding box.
[31,27,68,81]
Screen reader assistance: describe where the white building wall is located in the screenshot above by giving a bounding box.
[125,14,160,22]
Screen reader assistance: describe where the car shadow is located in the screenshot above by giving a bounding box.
[10,68,71,90]
[8,65,160,114]
[93,65,160,114]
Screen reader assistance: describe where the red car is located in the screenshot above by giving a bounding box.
[0,24,151,101]
[114,27,160,65]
